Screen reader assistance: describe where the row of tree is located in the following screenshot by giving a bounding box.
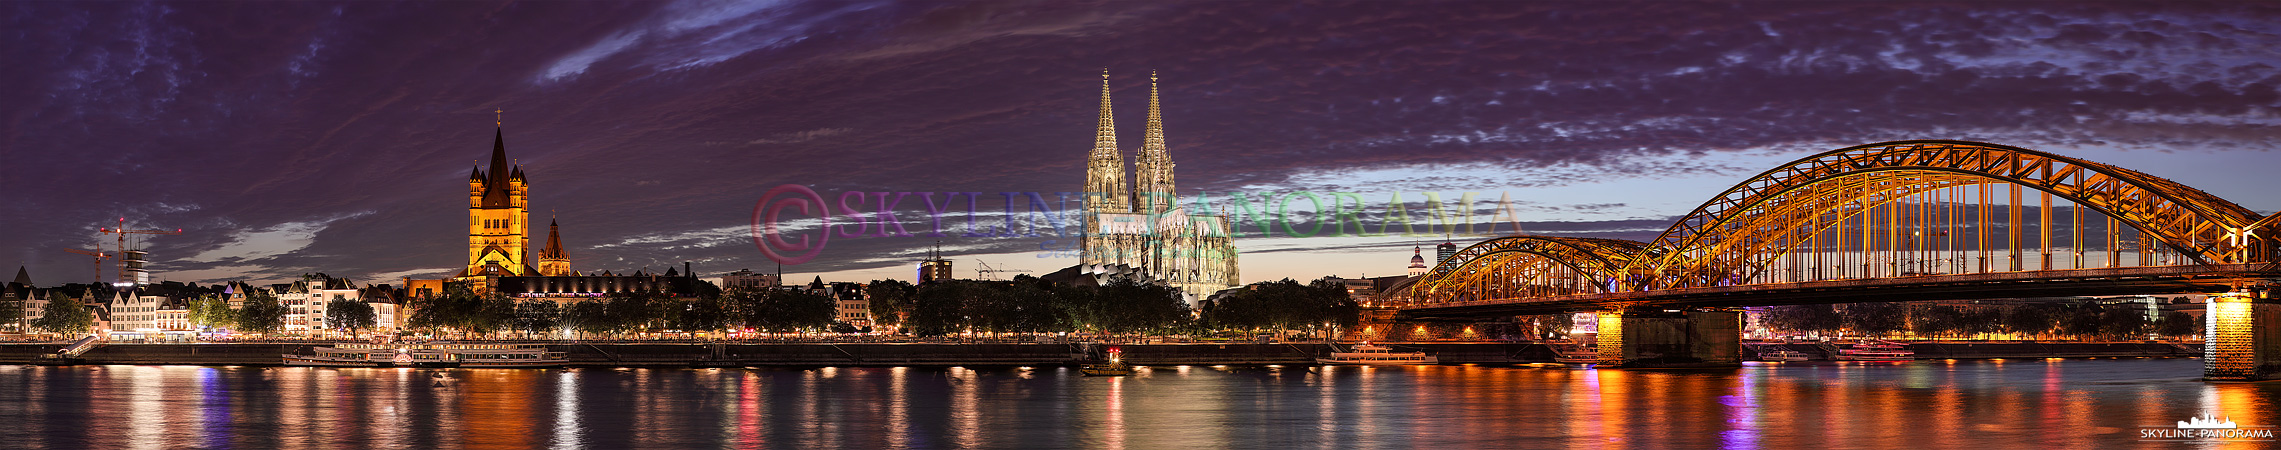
[9,276,1366,339]
[896,276,1196,336]
[880,276,1363,337]
[398,282,839,338]
[1198,278,1359,333]
[1757,302,2199,340]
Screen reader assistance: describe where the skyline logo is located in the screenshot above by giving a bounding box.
[2178,413,2238,429]
[2141,413,2273,442]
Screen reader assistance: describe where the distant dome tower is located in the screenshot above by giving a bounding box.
[1407,245,1429,277]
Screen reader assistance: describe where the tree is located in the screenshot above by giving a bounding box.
[512,300,562,337]
[405,282,516,337]
[1759,304,1841,336]
[326,300,377,337]
[1842,302,1907,338]
[237,290,288,335]
[865,279,916,327]
[186,294,236,329]
[2057,306,2106,339]
[563,301,616,337]
[405,282,476,334]
[1956,307,2004,338]
[1199,278,1351,336]
[735,288,835,333]
[603,292,666,334]
[2097,306,2150,340]
[2153,311,2198,339]
[468,293,518,335]
[1908,304,1965,339]
[2001,305,2055,339]
[906,281,973,336]
[668,295,732,334]
[30,291,94,336]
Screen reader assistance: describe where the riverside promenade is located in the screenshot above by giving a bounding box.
[0,341,2199,367]
[0,341,1541,367]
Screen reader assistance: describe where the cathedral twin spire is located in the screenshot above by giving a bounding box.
[1085,70,1178,217]
[1085,71,1131,216]
[1133,71,1176,214]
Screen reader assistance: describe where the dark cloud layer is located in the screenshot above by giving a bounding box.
[3,1,2277,284]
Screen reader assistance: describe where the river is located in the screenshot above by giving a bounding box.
[0,358,2272,449]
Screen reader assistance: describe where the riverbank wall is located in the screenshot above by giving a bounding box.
[1749,341,2201,360]
[0,341,2198,367]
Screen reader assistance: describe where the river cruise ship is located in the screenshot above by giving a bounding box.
[284,343,569,368]
[1755,349,1811,362]
[1834,340,1916,362]
[1317,344,1438,365]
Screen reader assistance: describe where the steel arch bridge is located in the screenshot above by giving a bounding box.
[1406,140,2281,315]
[1411,236,1647,302]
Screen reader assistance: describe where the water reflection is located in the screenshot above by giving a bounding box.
[0,359,2273,449]
[554,371,582,450]
[1102,375,1125,450]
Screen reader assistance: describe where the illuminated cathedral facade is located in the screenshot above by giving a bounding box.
[1078,72,1240,301]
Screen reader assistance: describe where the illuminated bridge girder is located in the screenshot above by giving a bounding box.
[1410,235,1645,303]
[1405,140,2281,307]
[1637,140,2277,291]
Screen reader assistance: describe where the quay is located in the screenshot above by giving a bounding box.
[0,341,2201,367]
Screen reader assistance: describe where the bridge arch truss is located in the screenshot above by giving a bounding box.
[1409,235,1646,303]
[1636,140,2275,290]
[1408,140,2281,304]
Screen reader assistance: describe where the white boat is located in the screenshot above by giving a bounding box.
[1548,340,1599,365]
[1755,349,1810,362]
[1834,340,1915,361]
[1318,343,1437,365]
[284,343,569,368]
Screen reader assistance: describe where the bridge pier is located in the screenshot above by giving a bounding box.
[2205,290,2281,381]
[1593,309,1741,368]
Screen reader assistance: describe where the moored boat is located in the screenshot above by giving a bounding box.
[1317,343,1437,365]
[1834,340,1915,361]
[284,343,568,368]
[1081,347,1134,376]
[1755,349,1811,362]
[1548,340,1599,365]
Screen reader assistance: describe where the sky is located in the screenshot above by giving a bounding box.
[3,1,2279,288]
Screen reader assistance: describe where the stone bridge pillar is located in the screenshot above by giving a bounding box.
[1593,308,1741,368]
[2205,290,2281,381]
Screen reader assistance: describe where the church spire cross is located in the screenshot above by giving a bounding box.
[1133,70,1176,214]
[1093,70,1117,155]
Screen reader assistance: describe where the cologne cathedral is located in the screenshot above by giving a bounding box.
[1077,72,1240,301]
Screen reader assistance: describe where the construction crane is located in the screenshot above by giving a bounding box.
[99,217,182,286]
[62,248,110,284]
[973,260,1032,281]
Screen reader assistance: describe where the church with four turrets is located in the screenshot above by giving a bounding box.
[406,115,696,300]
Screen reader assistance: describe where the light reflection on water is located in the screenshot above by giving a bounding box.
[0,359,2273,449]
